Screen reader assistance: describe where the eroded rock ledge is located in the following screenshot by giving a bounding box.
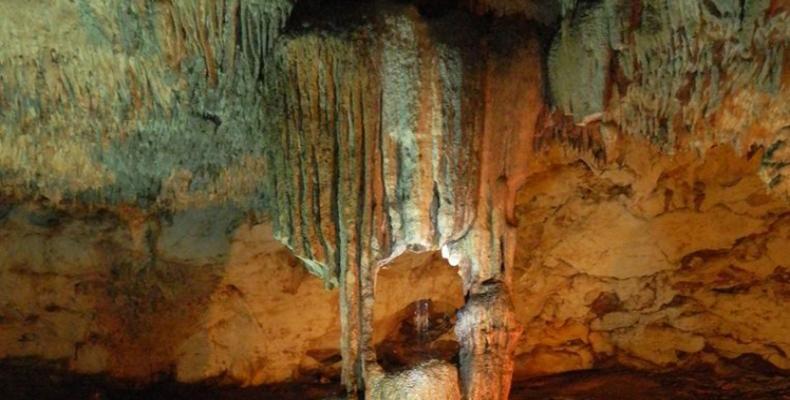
[0,0,788,399]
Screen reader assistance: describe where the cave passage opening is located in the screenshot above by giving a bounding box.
[372,251,464,373]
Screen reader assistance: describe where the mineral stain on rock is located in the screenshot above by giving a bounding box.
[0,0,788,399]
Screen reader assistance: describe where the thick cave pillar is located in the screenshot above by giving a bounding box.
[456,281,520,400]
[445,180,523,400]
[444,33,540,400]
[268,4,531,398]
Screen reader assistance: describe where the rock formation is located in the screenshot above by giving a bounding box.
[0,0,788,399]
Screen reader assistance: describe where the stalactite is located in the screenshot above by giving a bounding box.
[0,0,293,207]
[548,0,788,150]
[266,5,527,398]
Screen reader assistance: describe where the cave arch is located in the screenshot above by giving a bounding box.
[373,251,464,372]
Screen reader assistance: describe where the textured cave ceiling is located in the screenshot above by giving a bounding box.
[2,0,784,208]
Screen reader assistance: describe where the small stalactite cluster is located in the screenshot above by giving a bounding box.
[549,0,788,149]
[0,0,292,206]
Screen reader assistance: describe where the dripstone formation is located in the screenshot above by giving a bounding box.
[0,1,788,399]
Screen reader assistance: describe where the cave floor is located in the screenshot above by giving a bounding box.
[1,359,788,400]
[0,359,345,400]
[510,367,790,400]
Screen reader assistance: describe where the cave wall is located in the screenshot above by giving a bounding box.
[3,147,787,382]
[511,141,790,376]
[0,202,469,385]
[0,204,339,384]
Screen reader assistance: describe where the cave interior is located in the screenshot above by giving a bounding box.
[0,0,789,399]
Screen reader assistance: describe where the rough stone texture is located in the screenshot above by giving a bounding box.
[373,252,464,348]
[0,203,471,387]
[368,360,461,400]
[456,283,522,400]
[0,203,339,385]
[549,0,789,149]
[265,5,525,397]
[511,140,790,376]
[0,0,293,208]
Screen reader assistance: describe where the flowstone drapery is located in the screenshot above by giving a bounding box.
[266,7,525,398]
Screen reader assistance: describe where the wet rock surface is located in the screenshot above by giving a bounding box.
[375,299,460,372]
[511,359,790,400]
[1,356,787,400]
[0,358,344,400]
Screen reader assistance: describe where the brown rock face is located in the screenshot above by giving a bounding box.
[0,205,465,386]
[0,0,788,399]
[511,142,790,377]
[0,205,339,384]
